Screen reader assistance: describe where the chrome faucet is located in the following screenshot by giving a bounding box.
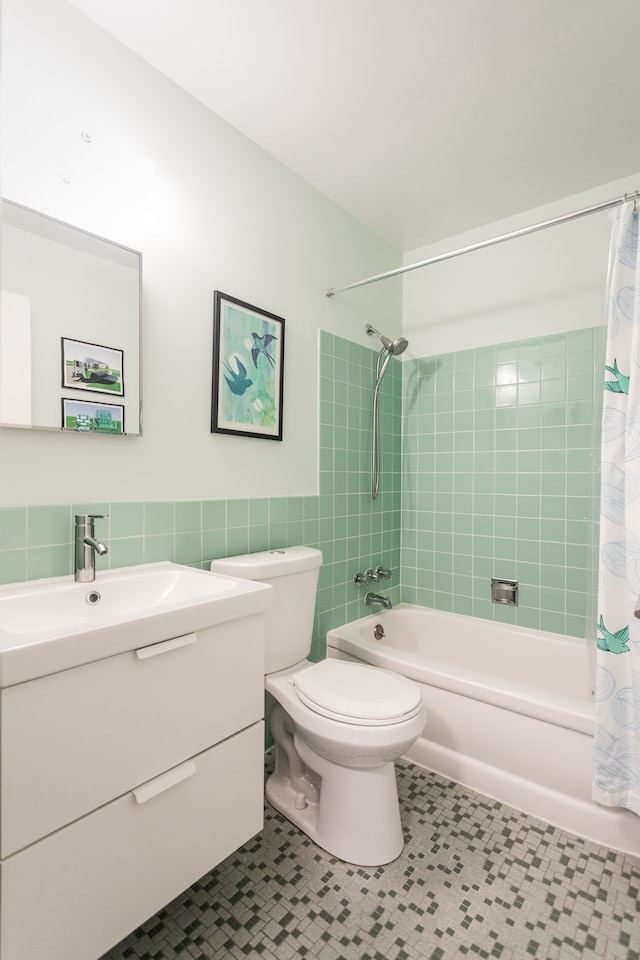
[365,592,392,610]
[353,565,392,587]
[74,514,109,582]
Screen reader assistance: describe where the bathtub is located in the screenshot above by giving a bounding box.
[327,604,640,857]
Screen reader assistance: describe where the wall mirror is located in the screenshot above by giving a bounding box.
[0,199,142,434]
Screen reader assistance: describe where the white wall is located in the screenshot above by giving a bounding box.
[0,0,401,506]
[0,291,31,426]
[403,173,640,358]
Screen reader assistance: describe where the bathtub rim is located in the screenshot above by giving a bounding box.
[326,604,594,736]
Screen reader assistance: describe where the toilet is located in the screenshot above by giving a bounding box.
[210,546,426,866]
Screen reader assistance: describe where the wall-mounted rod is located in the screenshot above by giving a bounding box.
[325,191,639,298]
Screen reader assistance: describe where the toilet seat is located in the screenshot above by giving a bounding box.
[293,659,422,726]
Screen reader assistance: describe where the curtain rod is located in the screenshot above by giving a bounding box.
[325,191,639,298]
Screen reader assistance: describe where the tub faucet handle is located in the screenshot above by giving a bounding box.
[353,569,375,586]
[374,565,391,581]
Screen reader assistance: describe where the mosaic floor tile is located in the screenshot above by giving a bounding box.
[100,759,640,960]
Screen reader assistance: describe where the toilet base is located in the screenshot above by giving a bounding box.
[266,770,321,839]
[266,735,405,866]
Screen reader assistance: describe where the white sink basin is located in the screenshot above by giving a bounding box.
[0,562,271,687]
[0,564,241,634]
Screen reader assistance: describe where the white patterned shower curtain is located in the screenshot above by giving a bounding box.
[593,200,640,815]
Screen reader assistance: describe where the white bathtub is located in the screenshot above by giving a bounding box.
[327,604,640,856]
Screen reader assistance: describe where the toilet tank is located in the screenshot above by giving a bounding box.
[210,546,322,674]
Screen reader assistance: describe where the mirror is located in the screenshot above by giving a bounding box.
[0,199,142,434]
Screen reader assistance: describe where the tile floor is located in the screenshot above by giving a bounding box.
[101,759,640,960]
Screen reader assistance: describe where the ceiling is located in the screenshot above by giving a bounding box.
[68,0,640,253]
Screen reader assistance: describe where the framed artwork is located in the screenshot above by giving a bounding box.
[61,337,124,396]
[61,398,125,434]
[211,291,285,440]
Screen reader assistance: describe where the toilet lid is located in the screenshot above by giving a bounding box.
[293,659,422,726]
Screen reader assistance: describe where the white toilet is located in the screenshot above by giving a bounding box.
[210,546,426,866]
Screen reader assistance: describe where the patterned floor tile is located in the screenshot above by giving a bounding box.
[100,759,640,960]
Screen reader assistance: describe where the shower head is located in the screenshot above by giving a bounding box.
[366,323,408,356]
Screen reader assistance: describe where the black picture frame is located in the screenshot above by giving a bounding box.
[211,291,285,440]
[61,397,125,434]
[61,337,124,396]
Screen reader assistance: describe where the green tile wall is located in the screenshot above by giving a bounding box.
[401,326,605,638]
[0,333,402,661]
[317,331,403,644]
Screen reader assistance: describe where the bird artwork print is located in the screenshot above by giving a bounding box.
[250,332,277,368]
[213,293,283,440]
[222,356,253,395]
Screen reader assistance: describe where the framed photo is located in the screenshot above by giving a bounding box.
[61,337,124,396]
[61,398,125,434]
[211,291,284,440]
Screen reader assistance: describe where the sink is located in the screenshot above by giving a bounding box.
[0,562,271,687]
[0,564,242,634]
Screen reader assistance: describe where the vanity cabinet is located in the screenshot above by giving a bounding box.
[0,612,266,960]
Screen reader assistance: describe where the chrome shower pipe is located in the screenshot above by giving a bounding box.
[368,325,408,500]
[371,349,389,499]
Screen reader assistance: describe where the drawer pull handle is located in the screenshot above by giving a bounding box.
[135,632,196,660]
[132,760,197,804]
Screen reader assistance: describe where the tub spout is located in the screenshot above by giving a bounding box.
[365,592,392,610]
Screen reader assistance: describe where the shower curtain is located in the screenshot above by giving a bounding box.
[593,200,640,815]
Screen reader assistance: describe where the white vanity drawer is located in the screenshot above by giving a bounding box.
[0,721,264,960]
[1,613,264,856]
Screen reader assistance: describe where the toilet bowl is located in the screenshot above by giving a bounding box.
[210,547,426,866]
[266,658,426,865]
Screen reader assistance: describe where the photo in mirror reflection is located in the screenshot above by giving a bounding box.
[0,199,141,434]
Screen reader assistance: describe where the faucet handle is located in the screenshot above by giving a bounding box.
[75,513,109,522]
[374,565,391,581]
[353,569,373,586]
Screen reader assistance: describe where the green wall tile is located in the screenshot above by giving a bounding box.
[249,498,269,525]
[0,507,26,550]
[0,549,27,583]
[109,537,144,568]
[175,500,202,532]
[170,531,200,564]
[268,523,287,553]
[27,544,71,580]
[249,524,270,552]
[143,534,175,563]
[145,501,174,535]
[27,505,71,546]
[202,529,225,560]
[226,499,249,528]
[110,502,144,538]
